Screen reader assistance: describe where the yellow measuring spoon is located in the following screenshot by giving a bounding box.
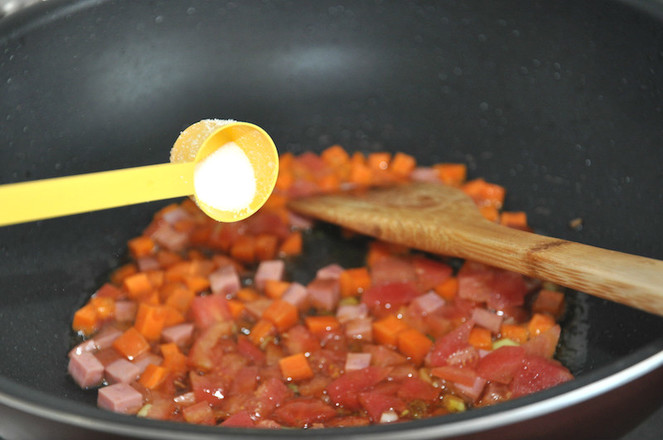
[0,120,279,226]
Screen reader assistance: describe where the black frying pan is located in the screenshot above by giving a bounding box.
[1,1,663,439]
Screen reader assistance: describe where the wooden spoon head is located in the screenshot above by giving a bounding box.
[288,182,485,254]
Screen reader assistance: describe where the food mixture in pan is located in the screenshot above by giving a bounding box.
[68,145,573,428]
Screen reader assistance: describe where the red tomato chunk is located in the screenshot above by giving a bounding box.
[68,146,573,428]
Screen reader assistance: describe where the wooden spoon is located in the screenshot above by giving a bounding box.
[288,182,663,316]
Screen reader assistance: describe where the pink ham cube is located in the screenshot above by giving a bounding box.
[161,323,194,346]
[68,352,104,388]
[281,283,309,309]
[254,260,285,291]
[307,278,340,312]
[97,383,143,414]
[210,265,241,296]
[316,264,344,280]
[105,359,140,384]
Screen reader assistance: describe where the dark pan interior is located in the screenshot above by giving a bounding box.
[1,0,663,438]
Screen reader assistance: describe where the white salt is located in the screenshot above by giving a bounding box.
[193,141,256,212]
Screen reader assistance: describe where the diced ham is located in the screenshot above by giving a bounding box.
[161,206,191,225]
[345,352,372,372]
[471,308,503,334]
[410,291,445,315]
[68,339,97,358]
[97,383,144,414]
[307,278,340,312]
[105,358,140,384]
[68,352,104,388]
[254,260,285,291]
[336,303,368,324]
[288,211,314,230]
[345,317,373,341]
[150,223,188,251]
[137,256,160,272]
[316,264,344,280]
[282,282,309,309]
[410,167,441,183]
[114,301,137,322]
[161,323,194,346]
[209,265,241,296]
[132,353,163,374]
[94,326,123,350]
[453,375,487,402]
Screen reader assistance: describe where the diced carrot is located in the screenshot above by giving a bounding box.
[367,152,391,171]
[189,259,215,277]
[462,178,506,209]
[339,267,372,297]
[279,231,302,257]
[134,303,168,341]
[397,327,433,365]
[163,305,186,327]
[165,261,193,283]
[141,290,161,306]
[434,163,467,186]
[500,323,529,344]
[349,153,373,186]
[146,270,165,289]
[173,218,196,233]
[112,327,150,360]
[160,343,188,373]
[532,289,565,318]
[184,275,210,293]
[249,319,276,346]
[279,352,314,381]
[479,205,500,223]
[139,363,168,390]
[231,235,256,264]
[128,236,155,259]
[305,315,341,337]
[262,193,288,211]
[275,170,294,191]
[72,304,99,336]
[373,315,410,347]
[89,296,115,321]
[162,284,196,313]
[390,152,416,177]
[156,249,182,268]
[366,241,393,267]
[500,211,528,230]
[321,145,350,167]
[264,280,291,299]
[262,300,299,332]
[468,327,493,350]
[95,283,124,299]
[123,272,153,299]
[316,173,341,192]
[527,313,556,337]
[227,299,246,319]
[237,287,260,302]
[434,277,458,301]
[110,263,137,285]
[255,234,279,261]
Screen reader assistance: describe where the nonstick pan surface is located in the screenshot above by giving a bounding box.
[1,0,663,439]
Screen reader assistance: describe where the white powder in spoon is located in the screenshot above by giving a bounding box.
[193,141,256,212]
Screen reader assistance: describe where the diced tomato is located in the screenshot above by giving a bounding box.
[188,322,232,370]
[253,377,292,419]
[476,345,526,384]
[182,401,216,425]
[396,377,439,403]
[230,366,259,395]
[412,256,452,291]
[457,262,527,310]
[431,365,478,387]
[220,410,256,427]
[363,344,407,367]
[190,294,231,329]
[189,372,228,407]
[522,324,561,359]
[358,390,406,423]
[426,320,476,367]
[362,282,420,317]
[369,256,418,285]
[453,375,487,402]
[236,335,266,365]
[509,355,573,398]
[326,366,391,410]
[272,397,337,427]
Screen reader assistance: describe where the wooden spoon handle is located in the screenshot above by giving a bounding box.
[439,220,663,316]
